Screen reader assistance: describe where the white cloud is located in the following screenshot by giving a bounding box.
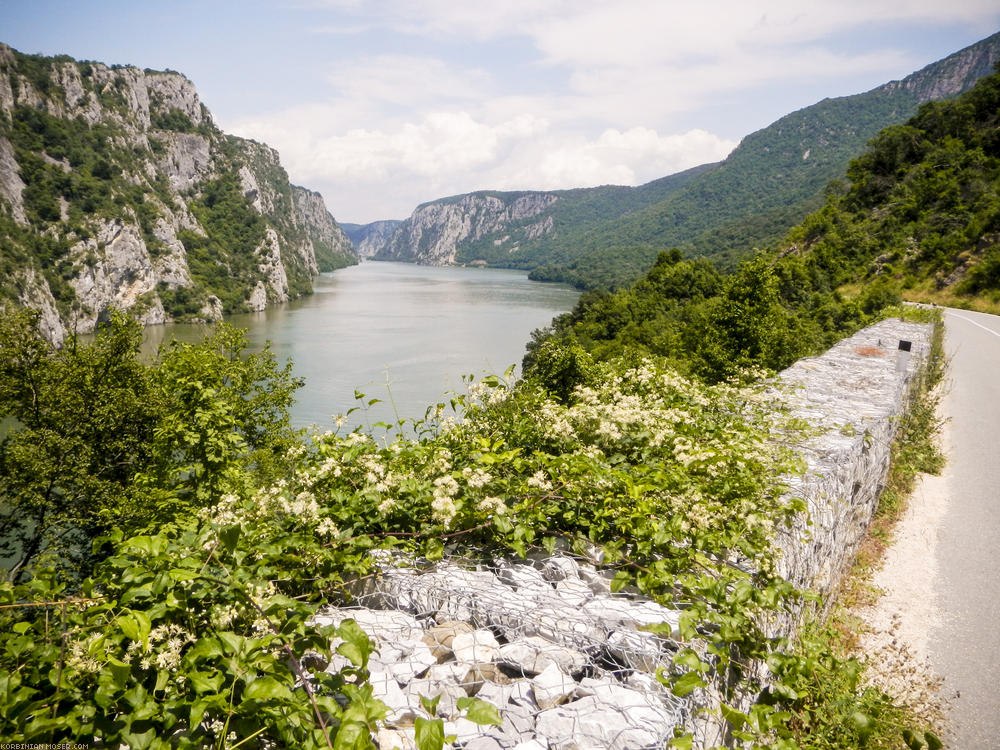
[247,0,1000,221]
[325,55,492,108]
[232,104,735,220]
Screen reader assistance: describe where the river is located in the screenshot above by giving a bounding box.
[141,262,580,431]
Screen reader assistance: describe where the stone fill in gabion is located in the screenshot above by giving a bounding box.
[315,554,687,750]
[772,317,933,630]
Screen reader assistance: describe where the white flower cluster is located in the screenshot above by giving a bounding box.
[431,474,460,526]
[461,466,492,489]
[526,470,553,492]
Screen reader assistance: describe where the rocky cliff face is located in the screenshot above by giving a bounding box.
[0,44,356,342]
[880,30,1000,102]
[342,219,403,259]
[291,185,356,272]
[371,192,558,265]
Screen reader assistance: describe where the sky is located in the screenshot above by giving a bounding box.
[2,2,999,224]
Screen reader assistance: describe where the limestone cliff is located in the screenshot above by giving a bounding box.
[371,192,558,265]
[341,219,403,259]
[291,185,356,272]
[0,44,357,342]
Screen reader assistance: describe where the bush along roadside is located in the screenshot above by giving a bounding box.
[0,312,944,749]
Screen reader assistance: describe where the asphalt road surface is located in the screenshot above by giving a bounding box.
[930,308,1000,748]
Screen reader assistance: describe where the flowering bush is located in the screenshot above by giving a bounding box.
[1,354,811,747]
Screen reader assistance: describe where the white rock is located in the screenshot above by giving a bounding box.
[443,717,484,743]
[535,693,673,750]
[313,607,424,643]
[606,630,667,672]
[463,737,504,750]
[387,640,437,684]
[452,630,500,663]
[531,663,576,710]
[498,636,588,676]
[554,577,592,607]
[512,741,547,750]
[376,727,416,750]
[425,662,479,695]
[404,677,469,720]
[369,668,415,723]
[496,563,550,592]
[581,597,681,635]
[577,564,613,594]
[541,556,579,582]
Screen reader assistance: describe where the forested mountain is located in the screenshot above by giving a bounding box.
[358,163,714,274]
[524,65,1000,384]
[526,30,1000,288]
[361,32,1000,291]
[0,44,356,342]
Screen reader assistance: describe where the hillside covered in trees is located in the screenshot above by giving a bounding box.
[0,45,356,343]
[524,64,1000,385]
[360,32,1000,293]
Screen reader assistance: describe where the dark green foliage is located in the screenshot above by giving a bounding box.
[525,248,868,383]
[522,339,596,404]
[787,65,1000,299]
[149,107,197,133]
[0,309,302,583]
[176,171,268,315]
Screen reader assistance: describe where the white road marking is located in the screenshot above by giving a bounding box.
[946,311,1000,339]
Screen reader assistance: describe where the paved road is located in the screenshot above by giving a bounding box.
[930,308,1000,748]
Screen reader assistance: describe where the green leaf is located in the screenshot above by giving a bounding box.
[419,693,442,717]
[671,671,706,697]
[337,619,374,668]
[924,731,943,750]
[672,648,707,672]
[720,702,748,729]
[850,711,874,740]
[119,613,141,642]
[902,729,925,750]
[668,734,693,750]
[424,537,444,562]
[414,717,444,750]
[333,720,372,750]
[456,696,502,726]
[189,671,223,694]
[243,676,292,702]
[219,525,241,552]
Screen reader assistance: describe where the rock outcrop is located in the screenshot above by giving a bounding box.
[371,192,558,266]
[0,44,357,341]
[291,185,356,272]
[342,219,404,259]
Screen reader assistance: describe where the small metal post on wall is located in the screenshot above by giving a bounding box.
[896,339,912,373]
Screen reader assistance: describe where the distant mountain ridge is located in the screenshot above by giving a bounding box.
[0,44,357,342]
[361,31,1000,290]
[341,220,403,258]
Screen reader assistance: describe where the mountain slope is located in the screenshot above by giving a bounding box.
[531,30,1000,288]
[0,44,357,342]
[341,220,402,259]
[359,162,714,277]
[526,65,1000,383]
[359,32,1000,292]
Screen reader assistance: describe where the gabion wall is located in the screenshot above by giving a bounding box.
[313,318,933,749]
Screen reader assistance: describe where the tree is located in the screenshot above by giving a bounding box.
[0,310,302,583]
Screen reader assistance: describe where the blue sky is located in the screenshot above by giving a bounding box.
[2,1,998,223]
